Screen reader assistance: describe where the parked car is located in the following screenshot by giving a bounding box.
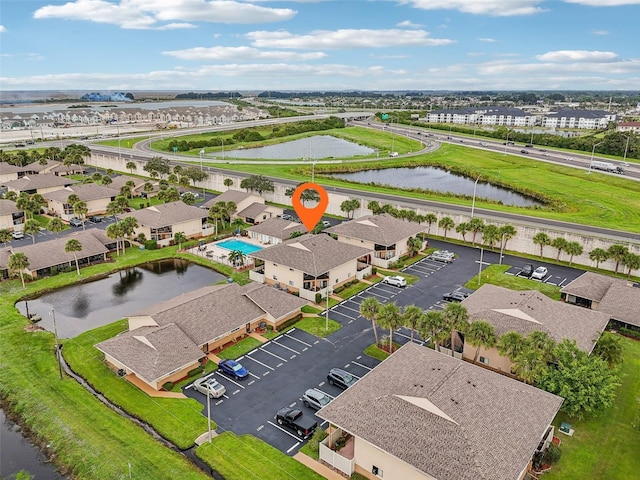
[430,250,455,263]
[327,368,357,390]
[520,264,534,278]
[12,231,24,240]
[531,266,548,280]
[302,388,332,410]
[193,376,226,399]
[89,215,103,223]
[217,359,248,380]
[442,291,469,302]
[69,218,83,227]
[275,407,317,438]
[382,275,406,288]
[280,214,293,221]
[321,220,332,228]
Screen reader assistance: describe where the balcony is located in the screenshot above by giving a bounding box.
[249,267,265,284]
[319,428,355,476]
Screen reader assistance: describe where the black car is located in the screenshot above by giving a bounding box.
[442,291,469,302]
[327,368,357,390]
[520,149,529,154]
[520,264,534,278]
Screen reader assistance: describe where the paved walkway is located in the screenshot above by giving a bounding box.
[293,452,347,480]
[248,331,269,343]
[125,374,186,398]
[207,352,222,363]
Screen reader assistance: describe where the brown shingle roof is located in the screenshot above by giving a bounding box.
[0,199,21,215]
[246,217,307,240]
[237,202,270,219]
[120,201,207,229]
[462,284,608,352]
[560,271,616,302]
[317,343,563,480]
[2,174,76,191]
[325,213,426,246]
[43,184,119,203]
[252,233,371,276]
[95,323,204,384]
[201,189,261,209]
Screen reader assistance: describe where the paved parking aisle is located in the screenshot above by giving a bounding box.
[402,256,449,278]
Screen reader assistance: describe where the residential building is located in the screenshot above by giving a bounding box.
[201,189,283,224]
[0,199,25,231]
[325,214,426,268]
[120,201,213,246]
[424,106,537,127]
[246,217,308,245]
[460,284,609,372]
[560,271,640,329]
[541,109,615,129]
[95,282,307,390]
[43,184,119,221]
[250,233,372,301]
[317,342,563,480]
[1,174,77,196]
[616,121,640,134]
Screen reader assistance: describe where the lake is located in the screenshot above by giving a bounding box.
[16,259,224,339]
[331,166,542,207]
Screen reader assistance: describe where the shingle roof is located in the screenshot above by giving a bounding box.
[462,284,608,352]
[201,189,260,209]
[131,282,307,346]
[246,217,308,240]
[120,201,207,228]
[325,214,426,246]
[0,199,21,215]
[2,174,77,191]
[317,343,563,480]
[95,323,204,384]
[0,163,24,175]
[562,272,640,328]
[108,175,148,191]
[43,184,119,203]
[252,233,371,276]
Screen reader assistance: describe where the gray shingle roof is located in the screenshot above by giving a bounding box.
[201,189,259,209]
[325,214,426,246]
[43,184,119,203]
[2,174,77,191]
[95,323,204,384]
[462,284,609,352]
[317,343,563,480]
[120,201,207,228]
[247,217,308,240]
[237,202,269,219]
[0,199,21,215]
[108,175,148,191]
[560,271,616,302]
[252,233,371,276]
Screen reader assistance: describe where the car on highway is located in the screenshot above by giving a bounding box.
[302,388,332,410]
[327,368,357,390]
[382,275,407,288]
[531,266,548,280]
[442,291,469,302]
[193,376,227,399]
[12,231,24,240]
[69,218,83,227]
[520,149,529,154]
[218,359,248,380]
[430,250,455,263]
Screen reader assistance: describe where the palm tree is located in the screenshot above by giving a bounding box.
[589,248,609,269]
[367,200,381,214]
[525,331,556,364]
[65,238,83,275]
[593,332,623,368]
[465,320,496,363]
[419,310,448,351]
[456,222,470,242]
[47,217,65,237]
[23,220,40,244]
[406,236,422,257]
[174,232,186,250]
[607,244,629,273]
[532,232,551,258]
[124,180,136,198]
[126,161,137,174]
[8,252,29,288]
[228,249,246,267]
[73,201,88,230]
[106,223,123,256]
[438,216,454,239]
[359,297,381,347]
[222,201,237,228]
[496,331,525,361]
[442,302,469,356]
[481,224,500,249]
[551,237,567,261]
[402,305,423,342]
[564,241,583,265]
[223,178,233,189]
[231,217,245,234]
[622,252,640,278]
[0,229,11,246]
[424,213,438,234]
[208,204,224,235]
[377,302,402,353]
[468,217,485,245]
[120,217,139,249]
[498,224,517,252]
[101,175,113,187]
[511,346,546,384]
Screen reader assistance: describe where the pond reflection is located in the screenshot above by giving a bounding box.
[221,135,375,159]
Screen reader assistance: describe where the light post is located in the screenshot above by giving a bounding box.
[325,286,333,331]
[588,140,605,174]
[50,309,63,380]
[221,137,225,161]
[207,384,212,443]
[477,247,484,288]
[471,176,480,218]
[499,232,506,265]
[503,131,511,155]
[117,124,121,161]
[622,135,631,165]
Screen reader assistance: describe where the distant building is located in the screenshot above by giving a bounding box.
[617,121,640,134]
[542,109,615,129]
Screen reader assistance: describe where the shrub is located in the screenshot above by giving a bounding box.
[162,381,174,390]
[188,365,205,377]
[307,428,328,454]
[621,327,640,340]
[372,267,377,275]
[315,292,322,304]
[544,443,562,464]
[144,239,158,250]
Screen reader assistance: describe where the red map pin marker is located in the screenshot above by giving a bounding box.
[292,182,329,231]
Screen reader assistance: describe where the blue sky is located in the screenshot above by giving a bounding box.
[1,0,639,92]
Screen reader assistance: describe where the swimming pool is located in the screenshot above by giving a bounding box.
[216,239,263,255]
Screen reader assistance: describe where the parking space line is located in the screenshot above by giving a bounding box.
[367,290,393,300]
[286,442,301,454]
[374,285,399,295]
[352,361,372,371]
[329,309,357,322]
[337,304,361,316]
[215,399,224,405]
[272,339,300,355]
[244,355,275,370]
[215,372,245,389]
[261,348,288,363]
[558,277,568,286]
[267,421,305,441]
[284,333,312,348]
[248,372,260,380]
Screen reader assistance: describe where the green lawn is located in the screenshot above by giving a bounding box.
[363,342,401,361]
[544,335,640,480]
[337,280,372,299]
[294,315,342,338]
[196,432,325,480]
[217,336,264,359]
[463,264,562,300]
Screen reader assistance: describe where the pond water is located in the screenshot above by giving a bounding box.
[220,135,375,159]
[1,408,66,479]
[16,259,224,339]
[331,167,541,207]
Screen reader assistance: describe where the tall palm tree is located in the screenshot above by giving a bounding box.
[106,223,122,256]
[438,216,454,239]
[496,331,525,361]
[359,297,381,347]
[406,236,422,257]
[402,305,423,342]
[498,224,517,252]
[73,201,88,230]
[208,204,224,236]
[511,346,546,384]
[468,217,485,245]
[0,228,12,246]
[120,217,139,249]
[456,222,470,242]
[525,331,556,364]
[593,332,623,368]
[424,213,438,234]
[174,232,186,250]
[442,302,469,356]
[419,310,448,351]
[589,248,609,269]
[47,217,65,237]
[223,178,233,189]
[607,244,629,274]
[377,302,402,353]
[481,224,500,249]
[228,249,246,267]
[23,220,40,244]
[465,320,496,363]
[126,161,137,174]
[551,237,567,261]
[622,252,640,278]
[532,232,551,258]
[564,241,583,265]
[8,252,29,289]
[65,238,83,275]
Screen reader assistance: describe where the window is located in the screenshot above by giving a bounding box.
[273,275,278,281]
[372,466,383,478]
[479,356,489,365]
[289,281,294,286]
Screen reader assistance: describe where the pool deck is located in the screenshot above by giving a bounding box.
[190,236,266,267]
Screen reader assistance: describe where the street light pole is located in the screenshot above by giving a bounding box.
[499,232,506,265]
[588,140,604,174]
[221,137,225,161]
[207,387,212,443]
[623,135,630,165]
[477,247,484,288]
[503,132,511,155]
[471,176,480,218]
[325,287,332,331]
[50,309,63,380]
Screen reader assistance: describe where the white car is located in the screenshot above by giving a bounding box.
[382,276,406,288]
[12,231,24,240]
[531,266,548,280]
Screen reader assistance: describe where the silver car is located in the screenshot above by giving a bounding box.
[430,250,455,263]
[193,376,226,399]
[302,388,332,410]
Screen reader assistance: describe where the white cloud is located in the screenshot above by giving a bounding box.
[563,0,640,6]
[163,46,326,61]
[245,29,454,49]
[536,50,619,62]
[0,25,7,33]
[477,37,496,42]
[397,20,422,28]
[33,0,296,30]
[405,0,546,16]
[467,52,486,57]
[590,29,609,35]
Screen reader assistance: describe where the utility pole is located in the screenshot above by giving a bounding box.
[50,309,63,380]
